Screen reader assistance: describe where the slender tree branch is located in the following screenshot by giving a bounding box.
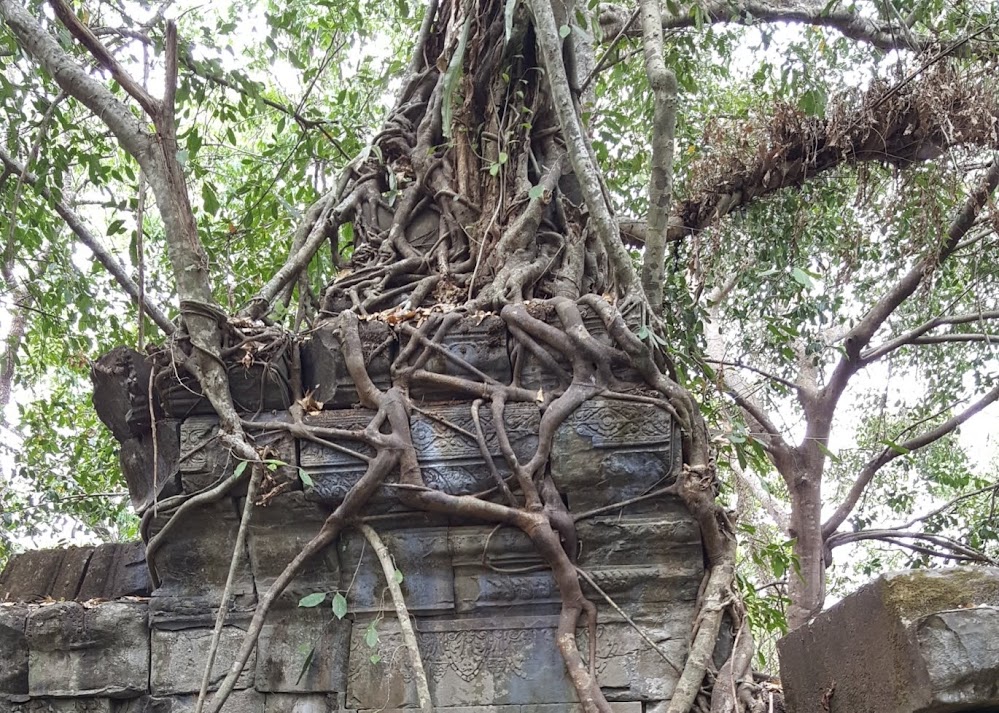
[356,523,433,713]
[863,310,999,361]
[47,0,161,116]
[637,0,678,311]
[194,465,262,713]
[822,159,999,416]
[909,333,999,344]
[827,529,996,564]
[0,0,153,160]
[822,382,999,539]
[705,358,802,393]
[894,482,999,532]
[0,146,176,334]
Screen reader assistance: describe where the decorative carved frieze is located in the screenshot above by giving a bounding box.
[551,398,681,511]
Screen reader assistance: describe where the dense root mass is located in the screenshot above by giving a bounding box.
[142,295,750,713]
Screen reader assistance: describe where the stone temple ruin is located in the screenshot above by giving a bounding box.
[0,312,707,712]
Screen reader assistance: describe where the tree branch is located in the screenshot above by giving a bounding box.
[672,79,998,249]
[827,529,996,564]
[894,481,999,532]
[705,358,802,393]
[637,0,677,311]
[822,381,999,539]
[0,146,176,335]
[356,523,433,713]
[821,159,999,418]
[47,0,161,117]
[598,0,980,53]
[864,310,999,360]
[0,0,152,160]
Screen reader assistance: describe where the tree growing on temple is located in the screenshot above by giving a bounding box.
[1,0,998,709]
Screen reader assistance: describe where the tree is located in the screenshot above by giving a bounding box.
[2,0,998,709]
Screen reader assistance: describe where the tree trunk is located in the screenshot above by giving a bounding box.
[783,457,826,630]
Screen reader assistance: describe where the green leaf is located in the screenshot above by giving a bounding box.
[799,87,827,117]
[298,468,314,487]
[202,182,220,216]
[791,267,814,289]
[882,439,911,456]
[498,151,508,165]
[392,568,404,584]
[295,646,316,684]
[369,653,382,664]
[364,620,379,648]
[559,24,571,38]
[234,460,249,478]
[528,184,544,200]
[298,592,327,608]
[816,441,841,463]
[332,592,348,619]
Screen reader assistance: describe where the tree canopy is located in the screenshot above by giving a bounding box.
[2,0,998,705]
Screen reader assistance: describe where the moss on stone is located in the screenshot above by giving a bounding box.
[880,567,999,623]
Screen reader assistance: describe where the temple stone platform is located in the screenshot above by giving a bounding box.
[1,314,708,712]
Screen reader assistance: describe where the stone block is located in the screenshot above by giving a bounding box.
[300,320,392,408]
[410,402,538,499]
[263,694,339,713]
[76,542,151,602]
[150,627,255,695]
[50,548,95,601]
[449,526,559,614]
[356,708,521,713]
[156,336,292,418]
[346,616,577,709]
[247,492,341,603]
[180,413,296,496]
[299,409,379,509]
[177,417,231,494]
[409,315,512,400]
[916,607,999,708]
[338,526,453,614]
[26,601,148,698]
[255,605,350,693]
[0,605,28,696]
[91,346,154,441]
[522,705,642,713]
[148,502,255,630]
[119,690,266,713]
[4,699,113,712]
[576,508,703,606]
[576,618,691,700]
[551,398,681,512]
[778,566,999,713]
[118,419,182,514]
[0,547,95,603]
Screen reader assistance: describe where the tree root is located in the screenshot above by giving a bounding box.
[357,523,433,713]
